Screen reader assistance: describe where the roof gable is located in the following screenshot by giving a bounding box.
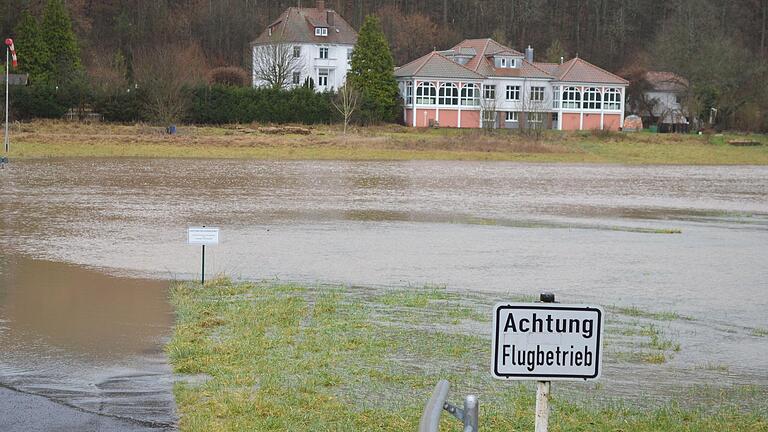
[548,58,628,85]
[395,51,484,79]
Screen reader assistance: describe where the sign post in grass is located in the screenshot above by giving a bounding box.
[187,226,219,284]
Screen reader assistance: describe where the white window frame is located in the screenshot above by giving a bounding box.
[530,86,545,102]
[483,84,496,100]
[293,46,301,58]
[552,86,560,109]
[562,86,581,109]
[510,59,517,68]
[292,71,300,85]
[506,85,520,101]
[505,112,519,122]
[460,83,480,106]
[583,87,601,110]
[438,82,459,106]
[315,27,328,36]
[318,69,329,87]
[482,110,497,123]
[319,47,329,59]
[405,82,413,105]
[501,58,507,68]
[604,88,621,110]
[528,112,544,123]
[416,82,436,105]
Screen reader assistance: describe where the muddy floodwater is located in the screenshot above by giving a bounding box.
[1,159,768,425]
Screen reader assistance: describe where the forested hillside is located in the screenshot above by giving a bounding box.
[0,0,766,129]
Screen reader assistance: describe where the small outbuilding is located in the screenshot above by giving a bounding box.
[641,71,689,132]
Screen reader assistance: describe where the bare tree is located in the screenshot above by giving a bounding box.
[332,83,359,135]
[134,42,207,124]
[252,39,301,90]
[480,92,498,133]
[518,85,551,140]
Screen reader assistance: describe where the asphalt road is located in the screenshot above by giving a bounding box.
[0,387,173,432]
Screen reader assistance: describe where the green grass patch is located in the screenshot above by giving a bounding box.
[167,279,767,431]
[374,286,452,308]
[613,305,688,321]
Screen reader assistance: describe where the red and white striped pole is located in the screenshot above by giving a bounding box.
[4,38,16,154]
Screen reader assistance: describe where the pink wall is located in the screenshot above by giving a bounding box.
[562,113,581,130]
[439,110,459,127]
[604,114,621,131]
[414,109,438,127]
[461,111,481,128]
[410,109,481,128]
[583,113,602,130]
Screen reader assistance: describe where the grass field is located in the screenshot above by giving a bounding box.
[167,279,768,431]
[6,120,768,164]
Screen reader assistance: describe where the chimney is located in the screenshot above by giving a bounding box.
[327,10,334,26]
[316,0,325,10]
[525,45,534,63]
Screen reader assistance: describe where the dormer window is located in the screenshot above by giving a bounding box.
[495,57,518,68]
[315,27,328,36]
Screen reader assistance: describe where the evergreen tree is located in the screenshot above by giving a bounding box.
[545,39,566,63]
[42,0,81,85]
[14,11,52,84]
[347,15,400,124]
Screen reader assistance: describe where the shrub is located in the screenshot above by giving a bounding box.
[8,85,69,119]
[93,88,147,122]
[208,66,249,87]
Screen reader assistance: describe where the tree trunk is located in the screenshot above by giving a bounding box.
[762,0,767,57]
[442,0,447,25]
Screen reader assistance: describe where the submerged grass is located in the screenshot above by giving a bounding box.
[8,120,768,164]
[613,305,688,321]
[167,279,767,431]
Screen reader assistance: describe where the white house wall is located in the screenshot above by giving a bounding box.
[252,42,354,91]
[646,90,682,118]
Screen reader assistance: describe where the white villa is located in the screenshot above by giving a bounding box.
[250,1,357,91]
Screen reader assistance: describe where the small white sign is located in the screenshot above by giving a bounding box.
[492,303,604,381]
[188,227,220,245]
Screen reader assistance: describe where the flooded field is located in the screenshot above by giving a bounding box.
[1,159,767,425]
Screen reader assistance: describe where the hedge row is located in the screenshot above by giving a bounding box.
[187,85,334,124]
[3,84,337,124]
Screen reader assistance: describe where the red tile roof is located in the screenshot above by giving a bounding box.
[394,51,485,79]
[252,6,357,46]
[644,71,688,92]
[397,39,628,85]
[538,57,628,85]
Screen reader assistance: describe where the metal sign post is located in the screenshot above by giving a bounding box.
[188,226,220,285]
[4,43,9,154]
[491,293,604,432]
[535,293,555,432]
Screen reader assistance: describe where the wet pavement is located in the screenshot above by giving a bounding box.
[1,158,767,425]
[0,257,175,430]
